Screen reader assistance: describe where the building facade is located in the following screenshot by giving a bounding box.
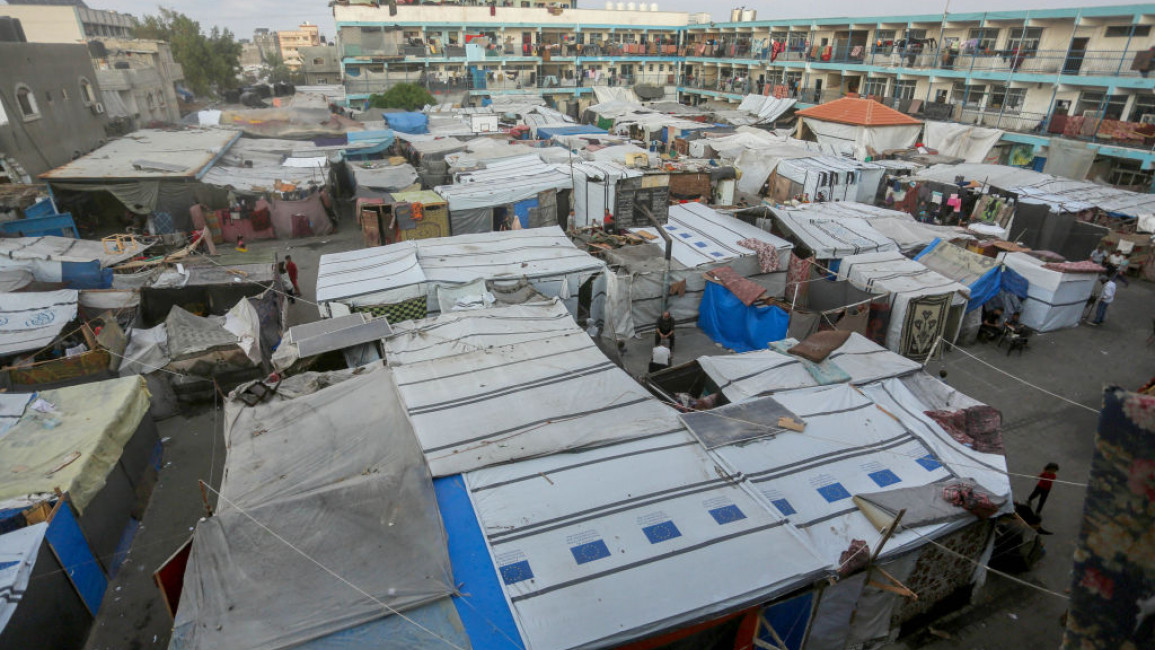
[0,42,108,181]
[278,22,321,70]
[93,39,185,126]
[332,2,1155,189]
[299,45,341,85]
[0,4,133,43]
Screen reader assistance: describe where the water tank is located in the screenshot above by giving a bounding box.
[627,2,636,10]
[730,8,742,22]
[741,8,756,21]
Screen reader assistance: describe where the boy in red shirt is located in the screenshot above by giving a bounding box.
[284,255,301,296]
[1027,462,1059,515]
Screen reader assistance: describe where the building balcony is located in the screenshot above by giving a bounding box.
[343,72,675,96]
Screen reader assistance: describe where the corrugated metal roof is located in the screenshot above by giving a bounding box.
[40,129,240,181]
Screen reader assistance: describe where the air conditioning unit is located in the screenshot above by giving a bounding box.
[1140,113,1155,125]
[92,102,105,115]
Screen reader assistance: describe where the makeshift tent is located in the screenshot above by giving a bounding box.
[831,202,973,254]
[998,252,1099,331]
[0,290,78,358]
[384,111,429,134]
[535,124,608,140]
[697,281,789,352]
[383,302,682,476]
[171,365,457,650]
[838,251,970,359]
[765,206,898,261]
[435,158,572,234]
[199,137,336,194]
[348,162,419,192]
[569,161,643,228]
[915,239,1028,311]
[316,227,606,323]
[694,333,922,403]
[404,137,465,187]
[712,94,796,126]
[458,429,828,650]
[605,202,791,338]
[0,236,145,289]
[921,122,1004,164]
[796,98,922,161]
[781,270,890,342]
[764,156,885,204]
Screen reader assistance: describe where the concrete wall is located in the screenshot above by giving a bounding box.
[0,6,83,43]
[0,43,108,179]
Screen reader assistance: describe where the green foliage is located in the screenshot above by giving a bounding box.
[367,83,435,111]
[262,52,294,85]
[133,8,241,97]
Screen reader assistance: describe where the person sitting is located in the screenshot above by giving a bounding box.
[1004,311,1025,336]
[648,342,672,373]
[603,209,617,235]
[654,310,676,355]
[979,307,1003,342]
[1090,244,1108,266]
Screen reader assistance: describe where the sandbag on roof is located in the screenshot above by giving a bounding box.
[171,365,455,650]
[462,429,827,650]
[383,302,682,476]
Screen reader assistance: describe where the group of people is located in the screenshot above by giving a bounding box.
[1086,244,1128,326]
[978,308,1027,342]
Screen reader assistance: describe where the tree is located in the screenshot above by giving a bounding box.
[133,8,242,97]
[262,52,295,85]
[368,83,435,111]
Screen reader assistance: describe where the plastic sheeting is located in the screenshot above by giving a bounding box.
[463,430,828,650]
[171,366,455,650]
[801,119,921,161]
[0,376,150,513]
[0,290,78,357]
[435,168,572,213]
[915,239,1026,311]
[698,282,788,353]
[384,112,429,134]
[384,302,681,476]
[768,208,898,260]
[999,251,1096,331]
[349,163,419,191]
[570,161,642,228]
[0,522,46,636]
[118,324,170,376]
[640,202,791,270]
[922,122,1004,164]
[164,306,240,360]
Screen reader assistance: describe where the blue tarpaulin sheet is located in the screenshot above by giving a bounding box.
[346,129,396,158]
[535,125,607,140]
[61,261,112,290]
[916,239,1028,311]
[513,197,538,229]
[47,501,107,616]
[434,475,525,650]
[385,112,429,134]
[697,281,789,353]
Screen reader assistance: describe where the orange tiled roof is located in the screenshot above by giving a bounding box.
[796,97,922,126]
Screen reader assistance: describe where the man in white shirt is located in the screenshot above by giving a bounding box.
[649,343,672,373]
[1090,277,1116,326]
[1090,245,1108,266]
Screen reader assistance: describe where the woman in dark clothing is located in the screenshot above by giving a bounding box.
[654,311,676,354]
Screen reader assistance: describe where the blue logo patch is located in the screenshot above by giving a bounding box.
[570,539,611,565]
[816,482,851,503]
[916,454,943,471]
[771,498,796,516]
[642,521,682,544]
[0,561,18,572]
[868,469,902,487]
[499,560,534,585]
[708,504,747,525]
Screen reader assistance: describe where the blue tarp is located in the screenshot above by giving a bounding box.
[345,129,396,159]
[47,502,107,616]
[535,125,607,140]
[915,239,1028,311]
[61,261,112,290]
[697,282,789,353]
[433,475,524,650]
[384,112,429,135]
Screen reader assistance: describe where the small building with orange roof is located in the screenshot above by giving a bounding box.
[796,96,924,161]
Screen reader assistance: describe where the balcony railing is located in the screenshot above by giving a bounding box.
[343,73,677,95]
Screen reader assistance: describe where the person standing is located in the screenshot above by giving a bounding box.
[1027,462,1059,515]
[1090,244,1108,266]
[654,310,676,354]
[284,255,301,296]
[1090,276,1116,326]
[278,262,296,304]
[603,209,617,235]
[649,342,672,373]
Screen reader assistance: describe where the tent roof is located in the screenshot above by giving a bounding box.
[435,164,572,211]
[41,129,240,181]
[796,97,922,126]
[910,162,1051,188]
[770,207,899,259]
[384,301,682,476]
[838,250,971,300]
[0,236,145,267]
[316,227,604,304]
[632,202,791,268]
[0,376,149,513]
[0,289,78,357]
[914,239,1000,290]
[349,162,419,192]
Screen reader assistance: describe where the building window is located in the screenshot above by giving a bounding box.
[893,79,917,100]
[861,77,888,97]
[79,77,96,106]
[1132,94,1155,122]
[15,85,39,120]
[1007,27,1043,54]
[1077,91,1128,120]
[1105,25,1151,38]
[952,82,986,107]
[967,27,999,52]
[906,28,927,41]
[988,86,1026,112]
[874,29,897,46]
[314,57,326,65]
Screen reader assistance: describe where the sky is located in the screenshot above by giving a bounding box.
[90,0,1136,43]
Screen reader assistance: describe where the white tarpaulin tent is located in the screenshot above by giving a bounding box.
[0,522,46,636]
[921,122,1004,164]
[605,202,791,337]
[171,365,456,650]
[769,156,886,203]
[435,158,572,234]
[998,252,1098,331]
[463,429,828,650]
[838,251,970,358]
[0,290,78,357]
[710,94,796,126]
[0,236,146,283]
[827,202,974,253]
[316,227,606,321]
[384,302,682,476]
[766,207,899,260]
[570,161,642,228]
[706,381,1010,565]
[697,332,922,403]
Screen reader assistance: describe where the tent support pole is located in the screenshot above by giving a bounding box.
[639,204,673,312]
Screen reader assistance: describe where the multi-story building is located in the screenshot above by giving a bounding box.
[0,2,133,42]
[278,22,322,70]
[93,38,185,126]
[0,42,109,181]
[253,27,279,62]
[300,45,341,85]
[332,2,1155,190]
